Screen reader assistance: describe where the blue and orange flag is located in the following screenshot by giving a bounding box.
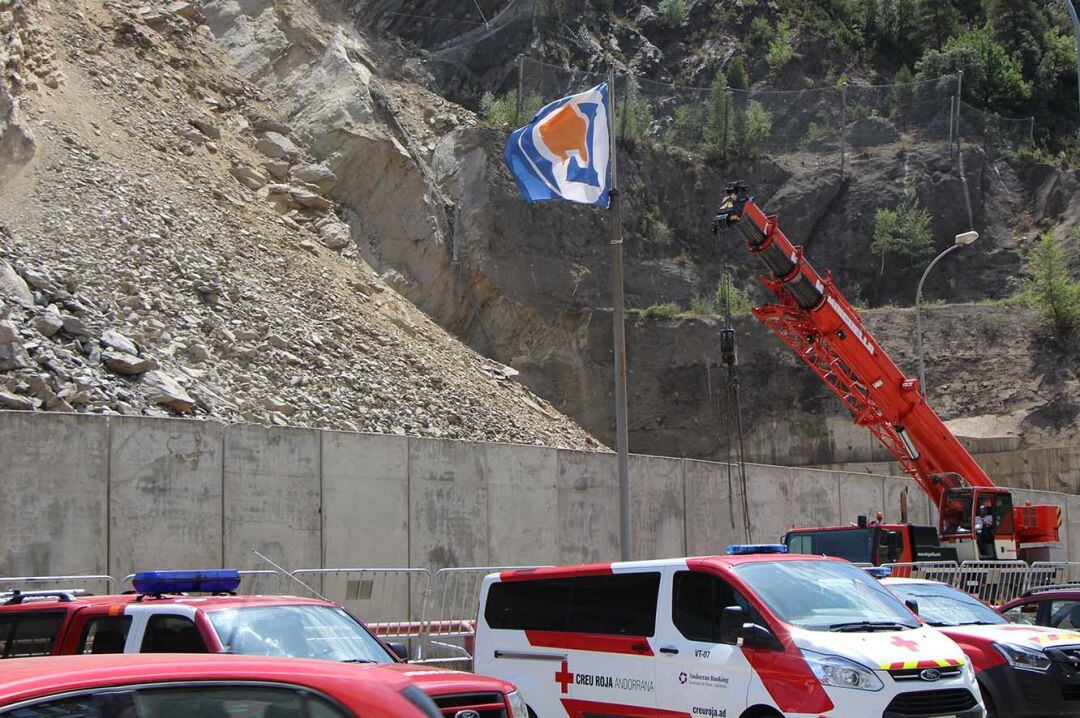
[504,83,611,208]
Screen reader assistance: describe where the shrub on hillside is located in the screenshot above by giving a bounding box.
[659,0,690,27]
[766,20,795,72]
[871,190,934,275]
[1022,233,1080,340]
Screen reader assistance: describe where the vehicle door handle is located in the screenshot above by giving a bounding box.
[659,646,680,655]
[631,642,651,653]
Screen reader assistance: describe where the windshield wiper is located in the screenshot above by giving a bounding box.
[340,658,377,663]
[829,621,915,632]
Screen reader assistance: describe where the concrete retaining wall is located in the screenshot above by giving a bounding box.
[2,411,1079,579]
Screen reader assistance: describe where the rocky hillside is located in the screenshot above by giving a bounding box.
[0,0,598,449]
[2,0,1073,462]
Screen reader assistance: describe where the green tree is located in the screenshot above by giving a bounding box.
[618,75,653,142]
[1023,233,1080,339]
[666,104,703,148]
[871,190,935,274]
[888,64,916,118]
[705,71,733,158]
[915,24,1032,112]
[766,20,795,72]
[1033,29,1080,144]
[988,0,1046,77]
[726,56,749,91]
[659,0,690,27]
[747,17,773,48]
[916,0,961,51]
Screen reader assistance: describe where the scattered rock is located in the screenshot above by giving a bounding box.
[189,114,221,140]
[101,329,138,355]
[60,314,92,336]
[0,390,34,410]
[319,221,352,250]
[256,132,300,160]
[0,260,33,304]
[0,319,30,370]
[230,164,268,191]
[142,370,195,412]
[291,189,332,209]
[33,306,63,337]
[292,163,337,193]
[104,350,160,375]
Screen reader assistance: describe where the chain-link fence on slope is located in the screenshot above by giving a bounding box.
[513,57,1034,171]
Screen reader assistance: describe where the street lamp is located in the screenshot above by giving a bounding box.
[916,230,980,394]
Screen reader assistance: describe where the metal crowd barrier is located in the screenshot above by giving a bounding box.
[292,568,433,656]
[882,561,1077,605]
[414,566,548,667]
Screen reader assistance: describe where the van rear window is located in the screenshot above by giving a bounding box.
[0,612,63,658]
[485,572,660,636]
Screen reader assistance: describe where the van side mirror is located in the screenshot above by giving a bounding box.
[905,599,920,616]
[387,640,409,661]
[719,606,746,645]
[737,622,782,651]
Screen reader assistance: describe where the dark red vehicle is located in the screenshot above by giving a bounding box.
[0,570,526,718]
[1000,585,1080,630]
[0,653,441,717]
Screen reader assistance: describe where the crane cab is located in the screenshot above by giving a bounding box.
[938,487,1017,561]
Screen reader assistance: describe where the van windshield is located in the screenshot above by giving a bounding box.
[209,605,395,664]
[734,560,919,632]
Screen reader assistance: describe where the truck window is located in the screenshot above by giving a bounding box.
[0,612,63,658]
[784,528,875,563]
[78,616,133,655]
[140,615,207,653]
[486,572,660,636]
[672,571,760,642]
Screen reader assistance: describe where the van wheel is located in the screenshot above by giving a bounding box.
[740,708,782,718]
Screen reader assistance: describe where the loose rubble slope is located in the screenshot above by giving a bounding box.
[0,0,599,449]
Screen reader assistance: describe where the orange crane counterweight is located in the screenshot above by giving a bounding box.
[714,183,1061,563]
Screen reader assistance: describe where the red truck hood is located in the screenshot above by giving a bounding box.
[378,663,515,696]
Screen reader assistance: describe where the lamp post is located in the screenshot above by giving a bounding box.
[916,230,980,394]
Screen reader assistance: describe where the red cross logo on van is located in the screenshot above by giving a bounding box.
[891,635,920,652]
[555,660,575,694]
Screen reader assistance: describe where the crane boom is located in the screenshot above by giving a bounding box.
[714,183,1059,557]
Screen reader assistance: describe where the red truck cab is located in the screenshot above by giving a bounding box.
[0,570,526,718]
[784,520,960,566]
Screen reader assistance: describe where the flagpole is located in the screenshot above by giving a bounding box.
[607,66,631,563]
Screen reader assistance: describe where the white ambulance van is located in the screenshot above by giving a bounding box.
[475,546,984,718]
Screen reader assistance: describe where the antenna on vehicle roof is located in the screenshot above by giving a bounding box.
[252,549,330,602]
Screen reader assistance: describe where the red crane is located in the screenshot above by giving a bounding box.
[714,183,1060,564]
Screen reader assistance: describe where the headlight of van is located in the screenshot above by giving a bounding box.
[506,690,528,718]
[993,642,1052,672]
[803,651,883,691]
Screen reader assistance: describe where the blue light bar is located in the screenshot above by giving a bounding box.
[132,569,241,595]
[864,566,893,579]
[725,544,790,556]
